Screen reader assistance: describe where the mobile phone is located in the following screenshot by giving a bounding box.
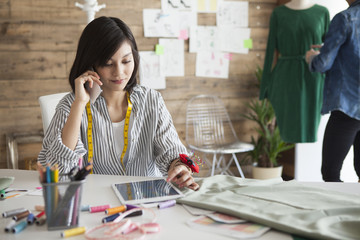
[85,68,102,104]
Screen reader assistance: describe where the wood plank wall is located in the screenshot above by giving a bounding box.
[0,0,279,175]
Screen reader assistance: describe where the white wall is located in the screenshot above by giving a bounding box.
[295,0,358,182]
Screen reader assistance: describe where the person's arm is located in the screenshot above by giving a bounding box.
[307,13,348,73]
[37,94,87,174]
[61,70,102,150]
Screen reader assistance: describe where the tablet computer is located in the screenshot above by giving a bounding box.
[111,178,184,205]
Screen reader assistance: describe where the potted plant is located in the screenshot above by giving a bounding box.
[242,67,294,179]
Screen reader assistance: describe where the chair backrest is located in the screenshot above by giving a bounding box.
[185,95,239,149]
[38,92,69,133]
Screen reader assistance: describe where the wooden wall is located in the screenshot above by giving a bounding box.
[0,0,278,174]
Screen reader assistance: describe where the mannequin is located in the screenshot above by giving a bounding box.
[260,2,330,143]
[285,0,314,10]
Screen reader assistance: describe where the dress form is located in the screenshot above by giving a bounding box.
[285,0,314,10]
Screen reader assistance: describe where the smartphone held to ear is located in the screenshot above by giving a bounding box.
[85,68,102,104]
[85,81,102,104]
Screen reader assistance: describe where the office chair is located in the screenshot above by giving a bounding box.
[185,95,254,177]
[38,92,69,133]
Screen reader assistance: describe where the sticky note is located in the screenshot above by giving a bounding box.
[178,29,189,40]
[244,39,253,49]
[224,53,233,60]
[155,44,164,55]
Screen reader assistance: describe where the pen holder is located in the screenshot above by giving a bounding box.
[41,180,85,231]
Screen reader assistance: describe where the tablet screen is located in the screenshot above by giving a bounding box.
[112,178,184,204]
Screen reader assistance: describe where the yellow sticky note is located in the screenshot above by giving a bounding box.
[244,39,253,49]
[155,44,164,55]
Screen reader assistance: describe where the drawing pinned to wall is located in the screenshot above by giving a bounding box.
[143,9,180,37]
[219,27,251,54]
[159,39,185,77]
[161,0,196,12]
[139,51,166,89]
[196,51,229,79]
[189,26,219,53]
[178,10,197,40]
[217,1,249,27]
[197,0,219,13]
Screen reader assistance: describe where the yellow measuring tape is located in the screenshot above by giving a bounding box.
[86,92,133,174]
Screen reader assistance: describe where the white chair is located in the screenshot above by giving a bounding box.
[185,95,254,177]
[38,92,69,133]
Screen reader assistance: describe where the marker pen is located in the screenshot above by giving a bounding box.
[27,213,35,225]
[61,226,86,238]
[13,210,30,221]
[102,210,143,223]
[105,205,126,215]
[158,200,176,209]
[2,208,28,218]
[4,219,16,232]
[12,220,27,234]
[34,211,45,220]
[35,217,46,226]
[89,204,110,213]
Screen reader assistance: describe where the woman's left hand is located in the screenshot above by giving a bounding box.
[167,162,199,191]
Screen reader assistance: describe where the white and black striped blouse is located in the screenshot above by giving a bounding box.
[38,85,187,177]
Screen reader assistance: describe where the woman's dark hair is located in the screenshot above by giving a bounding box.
[69,16,139,93]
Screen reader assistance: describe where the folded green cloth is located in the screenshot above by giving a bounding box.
[178,175,360,240]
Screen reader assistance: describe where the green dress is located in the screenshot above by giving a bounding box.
[260,5,330,143]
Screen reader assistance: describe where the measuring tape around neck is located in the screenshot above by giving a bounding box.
[86,92,133,174]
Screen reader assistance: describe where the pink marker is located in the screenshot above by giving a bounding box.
[90,204,111,213]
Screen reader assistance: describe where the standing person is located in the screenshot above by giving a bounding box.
[260,0,330,143]
[306,0,360,182]
[38,16,199,190]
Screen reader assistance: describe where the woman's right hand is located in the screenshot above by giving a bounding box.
[74,70,102,104]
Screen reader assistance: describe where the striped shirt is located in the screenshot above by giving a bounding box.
[38,85,187,177]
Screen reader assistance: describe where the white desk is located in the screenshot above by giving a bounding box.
[0,169,359,240]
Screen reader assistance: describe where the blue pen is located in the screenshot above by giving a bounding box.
[101,210,143,223]
[46,165,51,183]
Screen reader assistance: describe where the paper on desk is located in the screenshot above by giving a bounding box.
[187,215,270,239]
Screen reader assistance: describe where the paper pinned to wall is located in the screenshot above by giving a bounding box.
[139,51,166,89]
[189,26,220,53]
[161,0,197,12]
[219,27,251,54]
[217,1,249,27]
[178,10,197,40]
[143,9,180,37]
[197,0,219,13]
[196,51,229,79]
[159,38,185,77]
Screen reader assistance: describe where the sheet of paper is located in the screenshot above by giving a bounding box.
[178,10,197,40]
[143,9,180,37]
[219,27,251,54]
[196,51,229,79]
[197,0,219,13]
[161,0,197,12]
[159,38,185,77]
[189,26,219,53]
[139,51,166,89]
[217,1,249,27]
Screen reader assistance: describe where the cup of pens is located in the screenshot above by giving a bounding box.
[39,163,92,231]
[41,180,84,230]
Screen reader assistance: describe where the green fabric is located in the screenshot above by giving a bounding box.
[178,175,360,240]
[260,5,330,143]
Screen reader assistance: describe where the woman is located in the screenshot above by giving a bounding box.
[306,0,360,182]
[38,16,199,190]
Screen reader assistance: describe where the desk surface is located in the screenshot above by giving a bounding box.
[0,169,359,240]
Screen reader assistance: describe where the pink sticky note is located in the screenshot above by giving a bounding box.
[224,53,233,60]
[178,29,189,40]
